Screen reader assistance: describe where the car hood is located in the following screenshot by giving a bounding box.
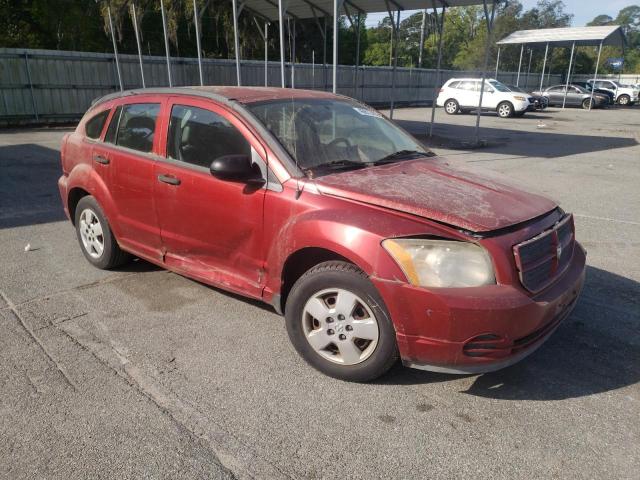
[313,158,557,233]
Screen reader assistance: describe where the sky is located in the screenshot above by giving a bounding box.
[364,0,634,28]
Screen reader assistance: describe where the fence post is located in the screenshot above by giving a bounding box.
[23,52,39,121]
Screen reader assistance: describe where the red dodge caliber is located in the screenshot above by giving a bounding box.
[58,87,586,381]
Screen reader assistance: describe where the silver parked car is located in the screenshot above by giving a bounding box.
[534,85,609,109]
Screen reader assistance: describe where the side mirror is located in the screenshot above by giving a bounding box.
[210,154,265,185]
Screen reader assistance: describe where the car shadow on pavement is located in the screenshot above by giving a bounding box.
[378,266,640,401]
[0,143,67,229]
[396,120,638,157]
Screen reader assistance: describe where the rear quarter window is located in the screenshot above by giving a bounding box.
[84,110,110,139]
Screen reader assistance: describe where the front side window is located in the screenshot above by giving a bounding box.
[167,105,251,168]
[115,103,160,153]
[248,98,429,176]
[85,109,110,139]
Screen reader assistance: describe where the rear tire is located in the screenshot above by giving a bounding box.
[497,102,514,118]
[75,196,131,270]
[618,94,630,106]
[285,261,399,382]
[444,99,460,115]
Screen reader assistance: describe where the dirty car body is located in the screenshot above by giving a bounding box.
[58,87,586,380]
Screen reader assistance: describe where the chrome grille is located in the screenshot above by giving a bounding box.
[513,214,575,293]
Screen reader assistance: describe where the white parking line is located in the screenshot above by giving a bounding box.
[574,214,640,226]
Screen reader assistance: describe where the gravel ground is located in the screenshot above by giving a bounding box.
[1,104,638,479]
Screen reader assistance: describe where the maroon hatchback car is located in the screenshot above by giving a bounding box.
[58,87,586,381]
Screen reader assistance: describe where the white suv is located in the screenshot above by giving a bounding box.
[587,79,639,105]
[436,78,531,118]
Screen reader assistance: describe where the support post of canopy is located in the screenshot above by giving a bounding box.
[562,41,575,109]
[386,1,401,119]
[193,0,204,86]
[354,12,361,99]
[232,0,242,86]
[107,4,123,91]
[332,0,345,94]
[418,9,427,68]
[131,3,145,88]
[495,46,500,79]
[160,0,173,86]
[474,0,497,145]
[253,18,269,86]
[525,47,532,88]
[516,44,523,86]
[428,1,446,138]
[323,16,327,90]
[265,22,269,86]
[291,19,296,88]
[539,42,549,91]
[278,0,286,87]
[589,41,603,111]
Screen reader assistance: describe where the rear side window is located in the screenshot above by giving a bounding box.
[167,104,251,168]
[448,81,460,89]
[84,110,110,139]
[116,103,160,153]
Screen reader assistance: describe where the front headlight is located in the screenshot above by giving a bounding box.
[382,239,496,288]
[513,95,527,101]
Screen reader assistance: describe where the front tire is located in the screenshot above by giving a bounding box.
[497,102,514,118]
[75,196,131,269]
[285,261,399,382]
[618,94,630,106]
[581,98,594,109]
[444,99,460,115]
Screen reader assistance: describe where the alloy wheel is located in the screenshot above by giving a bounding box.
[301,288,379,365]
[79,208,104,259]
[498,103,512,118]
[445,101,458,114]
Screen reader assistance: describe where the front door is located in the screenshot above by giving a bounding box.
[153,97,266,297]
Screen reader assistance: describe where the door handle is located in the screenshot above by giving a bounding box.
[158,174,181,186]
[93,154,110,165]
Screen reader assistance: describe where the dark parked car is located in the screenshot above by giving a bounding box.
[571,81,614,104]
[506,84,548,110]
[535,84,608,109]
[58,86,586,381]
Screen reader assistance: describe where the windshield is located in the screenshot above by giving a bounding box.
[247,98,429,176]
[489,80,511,92]
[573,85,589,93]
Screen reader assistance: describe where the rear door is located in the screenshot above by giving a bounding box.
[102,100,164,261]
[153,97,267,297]
[546,86,565,105]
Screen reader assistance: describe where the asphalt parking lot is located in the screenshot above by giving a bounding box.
[1,105,639,479]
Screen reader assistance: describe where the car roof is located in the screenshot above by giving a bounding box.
[446,78,498,82]
[92,86,342,109]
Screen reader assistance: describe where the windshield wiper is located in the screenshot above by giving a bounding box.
[372,150,430,165]
[307,159,368,173]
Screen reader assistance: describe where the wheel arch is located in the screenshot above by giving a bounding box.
[279,247,354,314]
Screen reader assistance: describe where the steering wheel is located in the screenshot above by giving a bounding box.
[327,137,352,149]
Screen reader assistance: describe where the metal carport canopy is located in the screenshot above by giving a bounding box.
[242,0,485,20]
[495,25,626,111]
[496,25,625,48]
